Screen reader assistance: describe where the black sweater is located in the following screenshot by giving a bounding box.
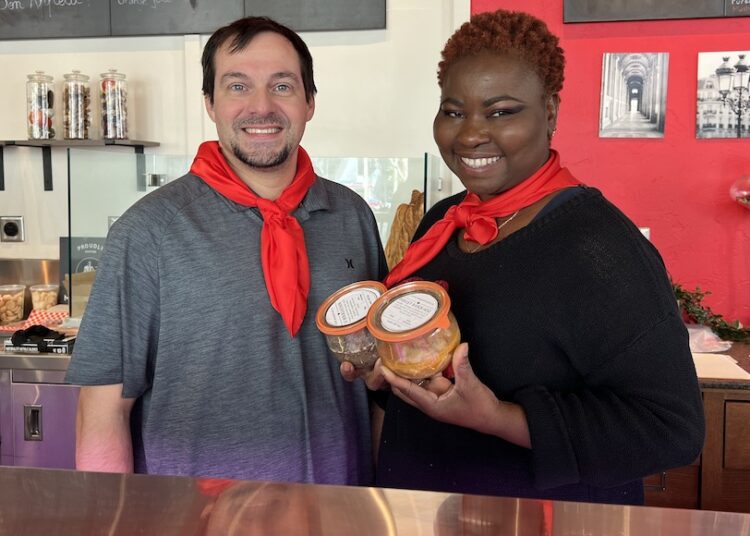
[376,187,705,505]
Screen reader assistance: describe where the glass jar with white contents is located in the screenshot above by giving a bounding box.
[316,281,386,369]
[0,284,26,325]
[366,280,460,380]
[30,284,59,311]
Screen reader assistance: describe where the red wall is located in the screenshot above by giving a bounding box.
[472,1,750,324]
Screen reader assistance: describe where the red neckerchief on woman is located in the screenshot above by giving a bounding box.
[190,141,317,337]
[384,150,580,288]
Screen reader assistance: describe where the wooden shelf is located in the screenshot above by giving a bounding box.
[0,139,159,191]
[6,139,159,148]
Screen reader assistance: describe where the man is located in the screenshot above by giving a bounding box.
[66,17,386,484]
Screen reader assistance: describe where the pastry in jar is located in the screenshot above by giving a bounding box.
[366,280,460,380]
[316,281,386,369]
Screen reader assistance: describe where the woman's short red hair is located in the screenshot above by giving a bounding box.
[438,9,565,96]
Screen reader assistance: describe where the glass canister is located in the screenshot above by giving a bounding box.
[100,69,128,139]
[316,280,386,369]
[30,284,59,311]
[62,70,91,140]
[0,284,26,325]
[366,280,460,380]
[26,71,55,140]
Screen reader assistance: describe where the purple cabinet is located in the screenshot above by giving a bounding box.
[0,369,12,466]
[9,370,79,469]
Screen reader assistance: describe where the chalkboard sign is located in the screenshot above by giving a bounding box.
[564,0,741,22]
[0,0,386,40]
[245,0,386,32]
[111,0,243,36]
[0,0,110,40]
[726,0,750,17]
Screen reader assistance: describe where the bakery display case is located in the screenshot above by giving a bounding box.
[310,154,442,242]
[64,147,187,317]
[65,148,441,318]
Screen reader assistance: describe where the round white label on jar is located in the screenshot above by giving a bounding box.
[380,292,439,333]
[325,288,382,327]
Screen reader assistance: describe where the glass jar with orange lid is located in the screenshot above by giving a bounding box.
[366,280,460,380]
[316,280,386,369]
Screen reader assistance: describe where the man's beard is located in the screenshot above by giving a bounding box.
[231,113,292,169]
[231,141,292,169]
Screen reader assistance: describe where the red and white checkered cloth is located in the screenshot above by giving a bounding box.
[0,309,69,333]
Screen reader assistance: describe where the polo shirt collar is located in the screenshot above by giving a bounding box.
[206,173,331,221]
[295,176,330,220]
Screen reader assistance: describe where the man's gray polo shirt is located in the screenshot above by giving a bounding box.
[66,173,387,484]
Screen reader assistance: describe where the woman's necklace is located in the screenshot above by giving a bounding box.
[466,209,521,253]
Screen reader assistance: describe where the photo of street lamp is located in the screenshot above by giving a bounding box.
[697,51,750,139]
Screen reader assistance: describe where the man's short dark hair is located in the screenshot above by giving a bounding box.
[202,16,317,104]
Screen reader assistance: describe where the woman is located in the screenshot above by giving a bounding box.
[348,9,704,505]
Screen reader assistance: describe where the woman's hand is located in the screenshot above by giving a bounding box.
[381,343,532,448]
[340,359,388,391]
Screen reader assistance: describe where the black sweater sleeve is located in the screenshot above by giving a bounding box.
[515,311,704,489]
[510,197,705,490]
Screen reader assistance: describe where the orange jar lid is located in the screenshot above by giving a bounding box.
[316,281,387,336]
[366,281,452,343]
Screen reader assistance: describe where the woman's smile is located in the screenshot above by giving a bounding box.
[459,155,502,169]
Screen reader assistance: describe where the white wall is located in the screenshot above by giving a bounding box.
[0,0,469,259]
[0,35,192,259]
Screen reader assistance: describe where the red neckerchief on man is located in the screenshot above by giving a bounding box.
[190,141,316,337]
[384,150,580,288]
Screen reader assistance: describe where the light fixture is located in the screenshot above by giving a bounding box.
[730,175,750,209]
[715,54,750,138]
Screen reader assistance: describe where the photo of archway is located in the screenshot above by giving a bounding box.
[599,53,669,138]
[697,51,750,139]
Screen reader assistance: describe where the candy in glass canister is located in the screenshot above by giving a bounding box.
[26,71,55,140]
[63,70,91,140]
[100,69,128,139]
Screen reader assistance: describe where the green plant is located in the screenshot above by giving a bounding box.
[673,282,750,343]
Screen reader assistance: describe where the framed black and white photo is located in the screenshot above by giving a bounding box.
[697,51,750,139]
[599,53,669,139]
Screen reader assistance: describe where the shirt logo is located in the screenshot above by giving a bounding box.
[346,259,354,269]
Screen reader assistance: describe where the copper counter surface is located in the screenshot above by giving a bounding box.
[0,467,749,535]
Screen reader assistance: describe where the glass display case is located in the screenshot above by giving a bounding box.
[65,148,442,317]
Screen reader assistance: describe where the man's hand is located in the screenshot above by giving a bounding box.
[340,359,388,391]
